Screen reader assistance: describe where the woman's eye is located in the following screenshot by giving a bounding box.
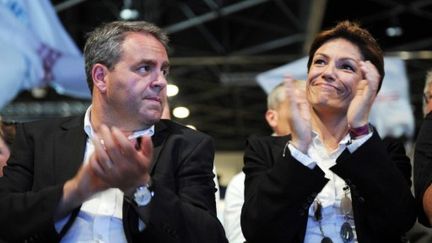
[341,64,355,71]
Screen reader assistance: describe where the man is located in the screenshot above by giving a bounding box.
[0,21,226,243]
[161,99,223,221]
[223,81,296,243]
[415,69,432,227]
[423,70,432,116]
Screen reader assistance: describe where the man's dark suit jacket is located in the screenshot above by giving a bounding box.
[415,112,432,227]
[241,131,416,243]
[0,115,227,243]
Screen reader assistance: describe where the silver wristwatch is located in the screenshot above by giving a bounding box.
[133,185,153,206]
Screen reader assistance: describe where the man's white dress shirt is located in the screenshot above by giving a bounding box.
[56,107,154,243]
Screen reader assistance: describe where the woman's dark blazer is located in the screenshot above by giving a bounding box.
[241,131,416,243]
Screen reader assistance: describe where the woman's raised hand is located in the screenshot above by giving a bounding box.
[284,76,311,153]
[347,60,380,128]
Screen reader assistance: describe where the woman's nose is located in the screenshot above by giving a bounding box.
[321,62,336,82]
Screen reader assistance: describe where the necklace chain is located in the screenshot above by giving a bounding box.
[313,184,354,243]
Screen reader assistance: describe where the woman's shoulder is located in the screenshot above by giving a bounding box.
[247,134,290,144]
[246,134,290,152]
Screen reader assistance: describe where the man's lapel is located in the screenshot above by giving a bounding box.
[150,120,169,174]
[53,115,87,183]
[51,117,170,182]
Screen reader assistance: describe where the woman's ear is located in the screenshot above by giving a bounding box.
[92,63,108,93]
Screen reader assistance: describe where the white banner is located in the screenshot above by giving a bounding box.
[0,0,90,109]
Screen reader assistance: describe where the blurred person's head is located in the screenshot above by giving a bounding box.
[0,120,16,177]
[423,70,432,116]
[266,81,304,136]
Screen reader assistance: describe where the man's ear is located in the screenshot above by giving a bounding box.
[92,63,108,93]
[265,109,278,129]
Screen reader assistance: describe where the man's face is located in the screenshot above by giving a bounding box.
[104,32,169,128]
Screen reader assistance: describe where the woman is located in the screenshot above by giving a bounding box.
[241,21,416,243]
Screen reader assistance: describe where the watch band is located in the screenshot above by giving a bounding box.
[349,123,372,139]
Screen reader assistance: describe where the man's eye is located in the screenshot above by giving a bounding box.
[313,59,325,65]
[137,65,151,73]
[162,68,169,77]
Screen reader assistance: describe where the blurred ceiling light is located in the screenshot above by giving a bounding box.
[386,17,403,37]
[386,26,403,37]
[167,84,179,97]
[31,87,48,99]
[120,9,139,20]
[173,106,189,119]
[119,0,139,20]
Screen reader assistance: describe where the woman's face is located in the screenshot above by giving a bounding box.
[307,38,364,113]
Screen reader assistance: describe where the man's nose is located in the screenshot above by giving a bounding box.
[150,71,167,91]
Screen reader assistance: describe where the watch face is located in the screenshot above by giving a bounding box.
[134,186,152,206]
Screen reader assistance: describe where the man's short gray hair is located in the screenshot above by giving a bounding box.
[83,21,169,94]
